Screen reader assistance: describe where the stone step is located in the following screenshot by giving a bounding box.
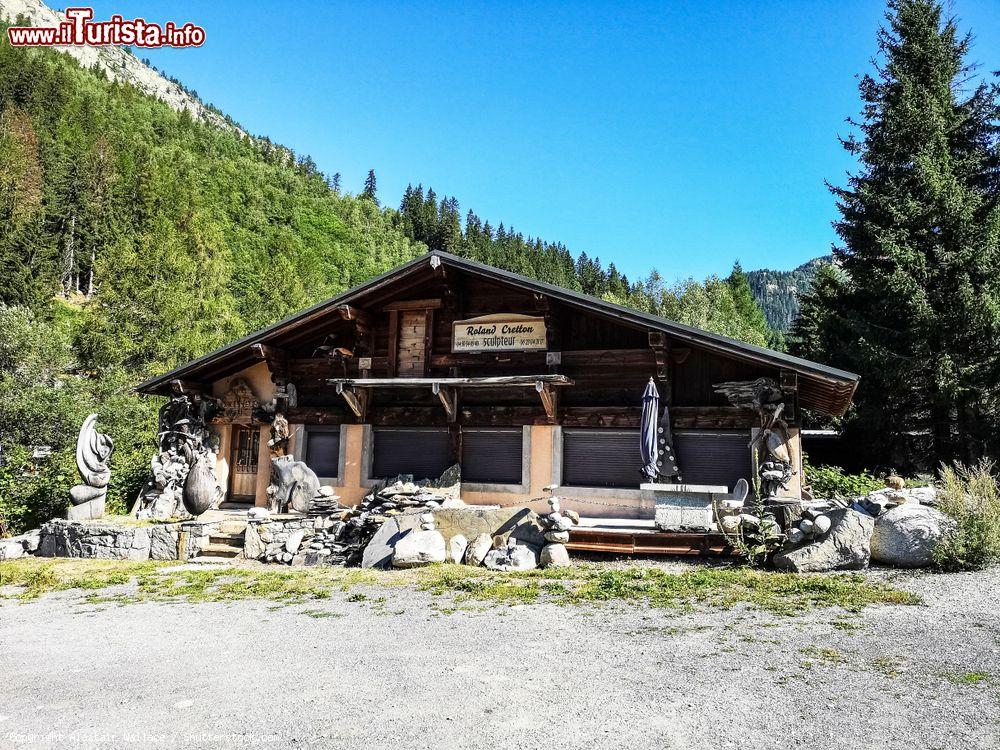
[218,519,249,535]
[200,542,243,558]
[209,532,245,545]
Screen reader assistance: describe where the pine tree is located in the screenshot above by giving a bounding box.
[792,0,1000,467]
[362,169,378,204]
[726,261,774,346]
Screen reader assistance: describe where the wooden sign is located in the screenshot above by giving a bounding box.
[452,314,547,353]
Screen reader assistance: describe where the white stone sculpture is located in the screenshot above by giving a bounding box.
[68,414,113,521]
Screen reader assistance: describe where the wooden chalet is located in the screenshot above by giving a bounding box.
[136,252,859,524]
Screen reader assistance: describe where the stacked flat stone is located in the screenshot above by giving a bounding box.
[537,497,578,568]
[308,486,345,517]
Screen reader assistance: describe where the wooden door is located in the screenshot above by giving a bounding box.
[229,425,260,499]
[397,310,427,376]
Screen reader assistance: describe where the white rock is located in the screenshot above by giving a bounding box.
[316,486,336,498]
[548,512,574,532]
[464,533,492,566]
[247,507,270,519]
[285,529,305,554]
[799,518,815,535]
[813,514,832,535]
[392,529,446,568]
[786,527,805,544]
[544,530,570,543]
[448,535,468,564]
[540,543,570,568]
[871,504,951,568]
[0,539,25,560]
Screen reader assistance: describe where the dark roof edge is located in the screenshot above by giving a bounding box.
[136,250,859,394]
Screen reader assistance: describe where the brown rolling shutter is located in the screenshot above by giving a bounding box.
[672,431,752,491]
[462,428,523,484]
[305,427,340,478]
[372,427,450,481]
[562,428,642,488]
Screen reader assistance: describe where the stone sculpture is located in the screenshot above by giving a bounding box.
[135,387,222,520]
[267,454,321,514]
[68,414,114,521]
[714,377,795,499]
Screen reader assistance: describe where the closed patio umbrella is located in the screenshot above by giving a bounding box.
[640,377,680,482]
[640,378,661,481]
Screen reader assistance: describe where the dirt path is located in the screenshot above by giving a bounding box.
[1,566,998,750]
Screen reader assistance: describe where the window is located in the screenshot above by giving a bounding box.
[462,428,523,485]
[672,431,752,491]
[372,427,450,481]
[562,428,642,488]
[305,426,341,478]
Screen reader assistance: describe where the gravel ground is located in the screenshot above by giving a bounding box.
[1,563,999,750]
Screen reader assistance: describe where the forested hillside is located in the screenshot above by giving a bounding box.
[747,256,830,332]
[0,26,780,534]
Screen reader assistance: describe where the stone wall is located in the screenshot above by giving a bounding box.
[34,518,219,562]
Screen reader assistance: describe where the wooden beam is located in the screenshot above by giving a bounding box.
[429,348,654,369]
[381,298,443,312]
[536,380,559,424]
[251,343,290,386]
[648,331,670,381]
[325,375,574,388]
[432,383,458,422]
[335,382,369,421]
[335,304,373,331]
[168,378,210,395]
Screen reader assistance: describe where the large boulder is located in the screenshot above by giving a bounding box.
[540,543,570,568]
[773,508,874,573]
[361,515,422,569]
[392,529,446,568]
[448,535,468,564]
[432,507,546,549]
[0,538,25,560]
[243,521,266,560]
[484,543,538,572]
[463,532,492,566]
[871,504,951,568]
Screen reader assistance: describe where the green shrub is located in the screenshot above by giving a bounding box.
[803,457,884,499]
[933,461,1000,572]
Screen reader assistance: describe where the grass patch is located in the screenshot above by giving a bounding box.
[416,564,919,615]
[800,645,843,664]
[944,670,991,686]
[2,558,922,615]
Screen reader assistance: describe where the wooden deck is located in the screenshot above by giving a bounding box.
[568,519,732,556]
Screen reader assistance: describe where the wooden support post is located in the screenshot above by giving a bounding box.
[780,370,798,422]
[536,380,559,424]
[432,383,458,422]
[648,331,671,402]
[423,307,435,376]
[336,382,368,421]
[387,309,399,377]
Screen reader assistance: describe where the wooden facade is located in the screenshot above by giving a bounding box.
[137,252,859,518]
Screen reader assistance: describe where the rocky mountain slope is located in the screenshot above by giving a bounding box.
[747,256,830,332]
[0,0,231,129]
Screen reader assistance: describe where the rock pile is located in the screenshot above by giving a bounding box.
[537,496,578,568]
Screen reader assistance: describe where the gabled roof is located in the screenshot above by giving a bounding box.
[136,251,859,415]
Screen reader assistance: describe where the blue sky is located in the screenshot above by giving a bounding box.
[90,0,1000,281]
